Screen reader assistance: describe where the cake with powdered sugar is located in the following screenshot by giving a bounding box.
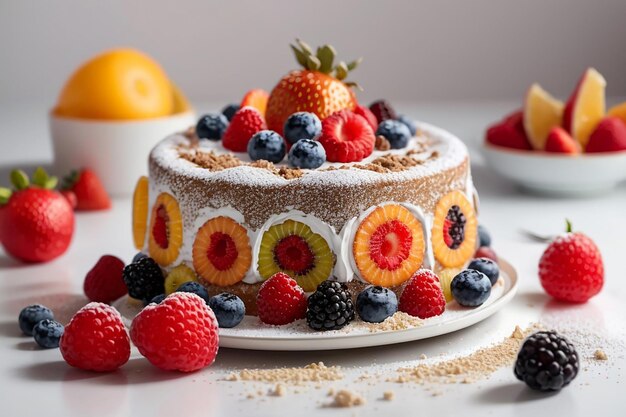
[129,41,481,321]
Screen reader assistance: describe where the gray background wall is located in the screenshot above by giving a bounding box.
[2,0,626,106]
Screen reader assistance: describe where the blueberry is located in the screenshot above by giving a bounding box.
[19,304,54,336]
[467,258,500,286]
[356,286,398,323]
[451,269,492,307]
[132,252,148,263]
[478,225,492,247]
[288,139,326,169]
[221,104,240,121]
[196,113,229,140]
[247,130,286,163]
[375,120,411,149]
[283,112,322,145]
[176,281,210,304]
[33,319,64,349]
[208,293,245,328]
[149,294,166,305]
[397,115,417,136]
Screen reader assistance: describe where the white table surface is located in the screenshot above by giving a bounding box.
[1,101,624,417]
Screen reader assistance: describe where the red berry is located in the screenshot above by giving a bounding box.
[60,303,130,372]
[257,272,307,325]
[485,121,532,150]
[64,169,111,211]
[83,255,127,303]
[318,110,375,163]
[130,292,219,372]
[368,100,397,123]
[354,105,378,132]
[399,269,446,319]
[539,224,604,303]
[475,246,498,262]
[586,117,626,153]
[61,190,77,209]
[222,107,267,152]
[0,188,74,263]
[545,127,580,154]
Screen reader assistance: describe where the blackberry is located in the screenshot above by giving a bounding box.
[306,281,354,331]
[514,331,579,391]
[368,100,397,123]
[122,257,165,303]
[446,205,466,249]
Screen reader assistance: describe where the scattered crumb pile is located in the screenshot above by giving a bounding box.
[364,312,423,332]
[225,362,343,385]
[393,324,538,384]
[382,391,395,401]
[594,349,608,361]
[329,389,366,408]
[270,383,287,397]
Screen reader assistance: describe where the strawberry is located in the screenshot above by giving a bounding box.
[240,89,269,117]
[83,255,127,303]
[399,269,446,319]
[0,168,74,263]
[130,292,219,372]
[265,40,360,135]
[62,168,111,211]
[60,190,77,209]
[485,111,532,150]
[222,107,267,152]
[585,117,626,153]
[354,104,378,132]
[318,109,376,162]
[544,127,580,154]
[538,221,604,303]
[257,272,307,325]
[60,302,130,372]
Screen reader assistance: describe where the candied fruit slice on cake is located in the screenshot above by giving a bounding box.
[148,192,183,266]
[192,216,252,286]
[132,176,149,250]
[164,264,198,295]
[257,220,334,292]
[431,191,477,268]
[353,204,425,287]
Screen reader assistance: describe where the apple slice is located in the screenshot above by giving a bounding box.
[562,68,606,148]
[523,84,564,150]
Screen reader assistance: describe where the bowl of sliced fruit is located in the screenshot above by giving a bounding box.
[482,68,626,196]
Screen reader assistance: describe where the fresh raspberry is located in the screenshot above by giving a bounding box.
[318,110,375,162]
[368,100,397,123]
[354,105,378,132]
[545,127,580,154]
[539,222,604,303]
[83,255,127,303]
[586,117,626,153]
[130,292,219,372]
[257,272,307,325]
[399,270,446,319]
[60,303,130,372]
[222,106,267,152]
[475,246,498,262]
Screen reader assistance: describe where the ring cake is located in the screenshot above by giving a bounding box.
[130,41,479,316]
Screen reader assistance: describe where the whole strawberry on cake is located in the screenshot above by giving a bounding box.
[127,40,493,330]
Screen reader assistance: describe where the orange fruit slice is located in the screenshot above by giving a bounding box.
[563,68,606,148]
[608,101,626,124]
[523,83,563,150]
[431,191,477,268]
[55,48,173,120]
[148,192,183,266]
[171,82,192,114]
[132,176,149,250]
[241,89,269,117]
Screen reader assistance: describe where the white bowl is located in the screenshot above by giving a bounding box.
[482,143,626,196]
[50,111,196,196]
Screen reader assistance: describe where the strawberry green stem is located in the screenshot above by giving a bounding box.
[565,219,573,233]
[0,187,11,204]
[10,169,29,190]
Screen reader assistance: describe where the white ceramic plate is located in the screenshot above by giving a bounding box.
[482,143,626,196]
[114,259,518,351]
